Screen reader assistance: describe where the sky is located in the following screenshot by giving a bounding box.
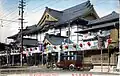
[0,0,119,43]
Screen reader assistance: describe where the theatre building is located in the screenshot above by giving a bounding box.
[7,1,119,71]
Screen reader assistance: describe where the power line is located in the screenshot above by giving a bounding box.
[31,0,60,13]
[0,16,27,28]
[0,19,27,23]
[1,15,19,27]
[0,0,7,8]
[1,9,18,19]
[0,0,18,18]
[31,0,53,11]
[26,0,32,3]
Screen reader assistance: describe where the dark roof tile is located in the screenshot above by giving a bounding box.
[56,1,93,26]
[45,34,73,45]
[88,11,119,25]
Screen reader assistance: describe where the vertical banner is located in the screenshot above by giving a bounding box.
[38,43,44,52]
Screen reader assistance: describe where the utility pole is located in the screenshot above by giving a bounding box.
[98,36,103,72]
[68,21,71,44]
[18,0,25,66]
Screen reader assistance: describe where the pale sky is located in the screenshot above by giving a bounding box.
[0,0,119,43]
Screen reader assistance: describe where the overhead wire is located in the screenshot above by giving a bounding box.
[0,0,25,27]
[0,0,18,18]
[0,1,18,26]
[32,0,61,13]
[1,0,81,27]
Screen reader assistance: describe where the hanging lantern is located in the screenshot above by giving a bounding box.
[26,48,29,51]
[80,43,83,47]
[35,47,37,50]
[108,39,112,44]
[60,45,62,49]
[73,44,76,48]
[20,48,23,52]
[87,42,91,46]
[30,48,32,51]
[65,45,68,49]
[44,43,47,49]
[54,46,56,49]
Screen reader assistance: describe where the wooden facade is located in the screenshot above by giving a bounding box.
[6,1,119,68]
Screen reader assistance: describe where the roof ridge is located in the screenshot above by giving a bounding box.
[46,7,63,13]
[90,11,119,21]
[62,0,90,12]
[100,11,118,19]
[46,33,68,38]
[88,11,119,25]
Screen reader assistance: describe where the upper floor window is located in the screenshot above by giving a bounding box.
[88,32,91,36]
[66,31,71,36]
[99,30,102,34]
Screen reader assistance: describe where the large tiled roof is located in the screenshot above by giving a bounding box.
[7,33,18,39]
[45,7,62,20]
[26,25,37,30]
[75,22,119,33]
[88,11,119,25]
[7,25,38,39]
[57,0,93,25]
[33,1,97,33]
[38,1,97,27]
[75,11,119,33]
[44,33,73,45]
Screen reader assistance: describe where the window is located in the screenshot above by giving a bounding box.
[99,30,102,34]
[88,32,91,36]
[66,31,70,36]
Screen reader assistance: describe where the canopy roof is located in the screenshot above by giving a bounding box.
[44,33,73,45]
[88,11,119,26]
[75,11,119,33]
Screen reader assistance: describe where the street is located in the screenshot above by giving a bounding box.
[0,71,120,76]
[0,66,120,76]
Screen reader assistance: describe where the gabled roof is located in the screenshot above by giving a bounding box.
[44,33,73,45]
[56,0,95,25]
[24,25,39,35]
[25,1,99,35]
[88,11,119,25]
[75,22,119,33]
[7,33,18,39]
[37,7,61,26]
[45,7,62,20]
[26,25,37,30]
[38,1,99,27]
[75,11,119,33]
[10,1,100,36]
[7,25,38,39]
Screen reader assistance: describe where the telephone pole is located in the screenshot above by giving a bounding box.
[98,36,103,72]
[18,0,25,66]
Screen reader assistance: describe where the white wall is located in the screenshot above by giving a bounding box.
[46,28,55,34]
[38,33,45,42]
[24,34,37,39]
[79,30,111,50]
[71,25,77,43]
[61,27,67,37]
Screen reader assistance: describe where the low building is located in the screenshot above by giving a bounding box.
[75,11,119,72]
